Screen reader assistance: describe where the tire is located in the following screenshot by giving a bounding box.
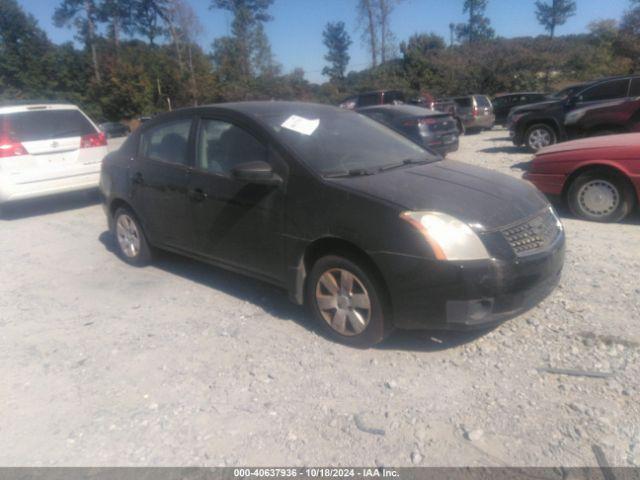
[525,124,557,152]
[567,170,635,223]
[112,207,153,266]
[306,255,393,348]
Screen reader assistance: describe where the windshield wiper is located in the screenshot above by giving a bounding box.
[378,158,432,172]
[323,168,376,178]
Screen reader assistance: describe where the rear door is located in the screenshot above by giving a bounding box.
[134,116,195,251]
[0,108,102,181]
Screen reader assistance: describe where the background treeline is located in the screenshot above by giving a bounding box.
[1,0,639,122]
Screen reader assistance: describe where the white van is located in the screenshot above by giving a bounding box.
[0,103,108,204]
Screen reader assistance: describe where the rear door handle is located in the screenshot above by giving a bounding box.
[132,172,144,185]
[189,188,207,202]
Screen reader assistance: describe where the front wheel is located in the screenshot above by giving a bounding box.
[525,124,556,152]
[113,207,153,266]
[567,170,635,223]
[306,255,392,348]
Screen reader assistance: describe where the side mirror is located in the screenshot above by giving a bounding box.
[566,95,578,107]
[231,160,283,186]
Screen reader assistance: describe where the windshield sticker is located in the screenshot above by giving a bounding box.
[281,115,320,136]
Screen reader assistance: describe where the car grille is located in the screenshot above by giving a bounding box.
[501,209,561,256]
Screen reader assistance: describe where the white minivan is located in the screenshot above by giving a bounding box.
[0,103,108,204]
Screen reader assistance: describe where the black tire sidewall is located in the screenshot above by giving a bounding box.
[567,172,633,223]
[113,207,152,266]
[306,255,391,348]
[525,124,556,152]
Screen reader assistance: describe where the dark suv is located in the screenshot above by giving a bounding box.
[509,76,640,151]
[493,92,547,125]
[339,90,405,110]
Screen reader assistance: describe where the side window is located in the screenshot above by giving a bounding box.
[196,119,267,176]
[140,118,192,165]
[629,78,640,97]
[358,94,380,107]
[364,112,388,124]
[579,79,630,102]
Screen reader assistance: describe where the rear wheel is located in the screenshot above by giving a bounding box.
[306,255,392,348]
[525,124,556,152]
[113,207,153,265]
[567,170,635,223]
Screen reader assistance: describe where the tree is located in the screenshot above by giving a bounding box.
[210,0,275,78]
[617,1,640,71]
[400,33,446,92]
[322,21,352,83]
[455,0,494,44]
[377,0,401,63]
[357,0,378,67]
[54,0,102,82]
[134,0,168,45]
[0,0,54,97]
[98,0,134,50]
[535,0,577,38]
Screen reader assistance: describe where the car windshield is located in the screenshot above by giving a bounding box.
[261,110,439,175]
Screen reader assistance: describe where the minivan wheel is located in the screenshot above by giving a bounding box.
[525,124,556,151]
[113,207,152,265]
[306,255,392,348]
[567,171,634,223]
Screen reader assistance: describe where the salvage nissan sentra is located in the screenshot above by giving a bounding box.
[100,102,565,347]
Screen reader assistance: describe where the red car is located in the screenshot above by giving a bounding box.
[524,133,640,222]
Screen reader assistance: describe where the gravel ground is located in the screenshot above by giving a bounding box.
[1,130,639,467]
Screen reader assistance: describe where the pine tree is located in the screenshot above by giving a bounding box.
[455,0,495,44]
[535,0,577,38]
[322,21,352,83]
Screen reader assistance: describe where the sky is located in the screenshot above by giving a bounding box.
[19,0,632,83]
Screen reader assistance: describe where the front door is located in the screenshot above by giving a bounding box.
[187,117,286,282]
[133,116,195,251]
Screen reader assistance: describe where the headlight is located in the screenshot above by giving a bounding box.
[400,211,490,261]
[548,205,564,231]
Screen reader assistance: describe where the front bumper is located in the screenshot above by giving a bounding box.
[523,172,566,196]
[371,232,565,330]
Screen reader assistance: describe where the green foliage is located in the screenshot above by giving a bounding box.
[456,0,495,44]
[322,21,352,84]
[535,0,577,38]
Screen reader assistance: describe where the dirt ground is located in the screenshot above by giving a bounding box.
[1,130,639,467]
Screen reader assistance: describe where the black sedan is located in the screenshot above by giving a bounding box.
[358,104,459,156]
[99,122,130,138]
[100,102,565,347]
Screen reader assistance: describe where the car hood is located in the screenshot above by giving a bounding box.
[512,99,562,114]
[537,132,640,156]
[328,160,548,231]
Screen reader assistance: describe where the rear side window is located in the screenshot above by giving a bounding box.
[383,91,405,104]
[196,119,267,176]
[0,109,95,142]
[629,78,640,97]
[579,79,630,102]
[140,118,192,165]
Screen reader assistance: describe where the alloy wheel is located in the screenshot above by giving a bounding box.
[315,268,371,336]
[528,128,552,150]
[577,180,620,218]
[116,214,141,258]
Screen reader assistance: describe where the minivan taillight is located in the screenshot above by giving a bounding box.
[471,106,479,117]
[80,132,107,148]
[0,138,27,158]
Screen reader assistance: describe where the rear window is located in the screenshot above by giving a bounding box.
[382,91,405,104]
[475,96,491,107]
[357,93,381,107]
[453,97,472,107]
[0,109,96,142]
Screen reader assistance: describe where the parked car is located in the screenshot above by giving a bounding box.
[509,75,640,152]
[524,133,640,222]
[99,122,130,138]
[409,96,465,133]
[100,101,565,347]
[357,104,459,156]
[443,95,495,132]
[0,103,107,205]
[339,90,405,110]
[492,92,547,125]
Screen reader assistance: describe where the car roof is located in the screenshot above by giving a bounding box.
[0,103,80,115]
[494,92,545,98]
[145,101,349,124]
[358,105,444,117]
